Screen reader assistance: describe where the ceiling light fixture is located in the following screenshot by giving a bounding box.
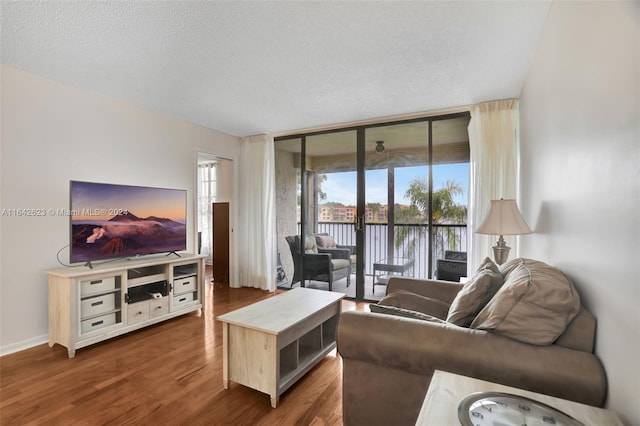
[375,140,385,154]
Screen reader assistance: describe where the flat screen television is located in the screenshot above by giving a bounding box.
[69,181,187,264]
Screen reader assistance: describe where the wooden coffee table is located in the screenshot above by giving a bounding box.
[217,288,344,407]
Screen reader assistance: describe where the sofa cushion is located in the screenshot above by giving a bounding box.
[331,258,350,271]
[369,304,446,323]
[376,289,450,320]
[554,306,596,352]
[315,234,337,249]
[446,258,504,327]
[471,258,581,345]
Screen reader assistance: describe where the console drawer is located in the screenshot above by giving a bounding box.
[80,276,116,296]
[149,297,169,318]
[173,292,195,308]
[81,313,116,334]
[174,276,196,294]
[127,301,150,325]
[81,293,116,319]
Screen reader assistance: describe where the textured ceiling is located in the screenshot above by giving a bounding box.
[1,1,551,137]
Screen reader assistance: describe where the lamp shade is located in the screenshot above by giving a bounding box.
[476,199,533,236]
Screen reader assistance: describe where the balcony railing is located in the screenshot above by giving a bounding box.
[310,222,468,279]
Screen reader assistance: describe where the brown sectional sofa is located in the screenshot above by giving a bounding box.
[337,259,607,426]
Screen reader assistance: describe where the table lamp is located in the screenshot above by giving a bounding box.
[476,199,532,265]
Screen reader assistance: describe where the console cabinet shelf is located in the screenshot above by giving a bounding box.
[47,253,205,358]
[278,314,339,392]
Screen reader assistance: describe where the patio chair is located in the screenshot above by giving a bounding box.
[314,233,356,266]
[285,235,351,291]
[436,250,468,282]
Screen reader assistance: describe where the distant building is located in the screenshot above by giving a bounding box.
[318,204,356,222]
[318,203,400,223]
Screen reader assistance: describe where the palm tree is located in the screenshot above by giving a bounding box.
[367,202,381,222]
[395,179,467,259]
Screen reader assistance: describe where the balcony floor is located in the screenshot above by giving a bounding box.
[277,273,386,301]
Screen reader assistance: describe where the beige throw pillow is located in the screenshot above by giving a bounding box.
[295,235,318,254]
[471,259,581,346]
[315,235,337,249]
[446,258,504,327]
[499,257,524,279]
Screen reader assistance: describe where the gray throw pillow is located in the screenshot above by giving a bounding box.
[446,258,504,327]
[477,256,500,274]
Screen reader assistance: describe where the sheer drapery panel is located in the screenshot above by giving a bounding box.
[197,161,216,263]
[236,134,277,291]
[468,99,521,272]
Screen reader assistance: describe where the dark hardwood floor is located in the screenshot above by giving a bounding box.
[0,269,368,425]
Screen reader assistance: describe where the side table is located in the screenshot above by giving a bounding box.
[372,257,415,294]
[416,370,622,425]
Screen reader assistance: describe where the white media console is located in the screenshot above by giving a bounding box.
[46,253,205,358]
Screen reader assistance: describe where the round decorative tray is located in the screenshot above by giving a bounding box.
[458,392,584,426]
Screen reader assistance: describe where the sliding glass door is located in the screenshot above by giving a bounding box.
[364,122,430,299]
[274,112,470,302]
[307,131,359,294]
[275,131,361,297]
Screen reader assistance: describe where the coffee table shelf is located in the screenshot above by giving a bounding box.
[217,288,344,407]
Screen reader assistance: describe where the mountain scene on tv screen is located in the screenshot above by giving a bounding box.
[71,211,186,260]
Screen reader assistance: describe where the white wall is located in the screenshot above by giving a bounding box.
[274,147,299,283]
[519,2,639,424]
[216,159,234,203]
[0,65,239,354]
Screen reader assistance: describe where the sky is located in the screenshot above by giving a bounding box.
[71,181,186,221]
[321,163,469,206]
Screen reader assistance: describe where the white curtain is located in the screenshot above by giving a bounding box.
[468,99,521,272]
[236,134,277,291]
[197,161,217,263]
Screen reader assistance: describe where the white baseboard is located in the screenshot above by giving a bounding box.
[1,334,48,357]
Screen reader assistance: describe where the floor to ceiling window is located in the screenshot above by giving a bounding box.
[197,154,234,268]
[197,157,217,264]
[274,112,470,301]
